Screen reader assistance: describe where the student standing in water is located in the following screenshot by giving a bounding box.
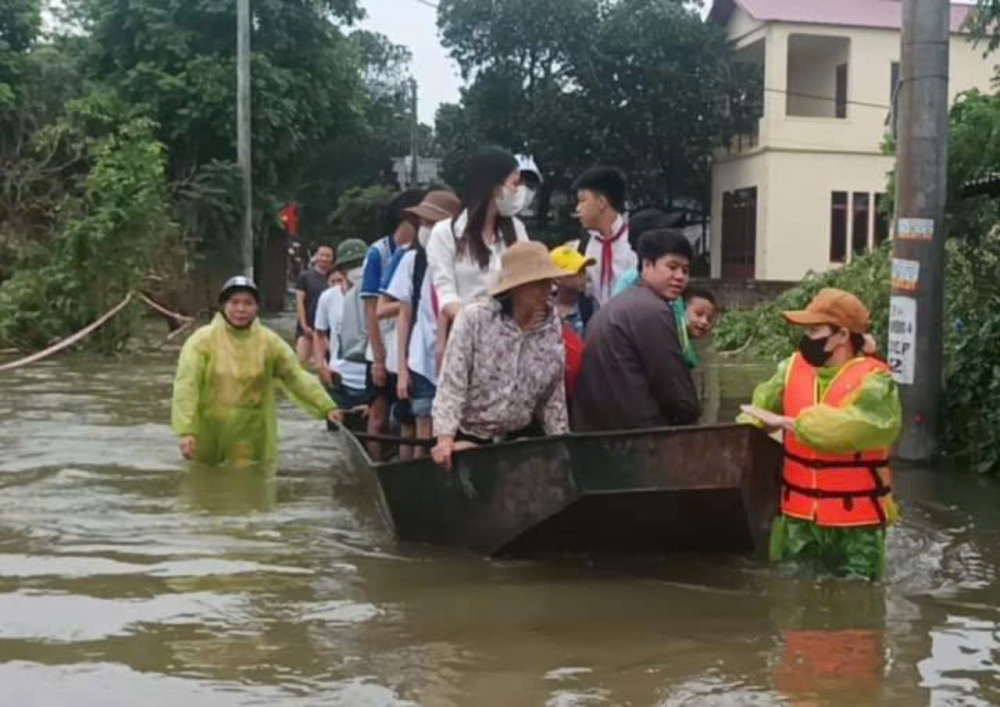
[172,277,341,468]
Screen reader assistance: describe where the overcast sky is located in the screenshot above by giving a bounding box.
[359,0,463,124]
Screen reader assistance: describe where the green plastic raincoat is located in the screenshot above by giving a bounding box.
[738,355,902,580]
[171,314,336,467]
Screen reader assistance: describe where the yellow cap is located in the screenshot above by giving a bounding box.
[550,245,596,275]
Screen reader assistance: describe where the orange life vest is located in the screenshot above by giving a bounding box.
[781,353,892,527]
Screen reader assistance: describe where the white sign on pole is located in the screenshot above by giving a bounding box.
[896,217,934,241]
[887,296,917,385]
[891,257,920,291]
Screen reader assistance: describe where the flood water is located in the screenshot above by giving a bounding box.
[2,327,1000,706]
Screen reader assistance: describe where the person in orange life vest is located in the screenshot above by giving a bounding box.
[738,288,901,581]
[573,166,635,306]
[549,245,598,404]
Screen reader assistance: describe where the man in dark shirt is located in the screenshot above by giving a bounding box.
[295,243,335,364]
[571,229,701,431]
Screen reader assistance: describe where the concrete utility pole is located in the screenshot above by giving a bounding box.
[409,78,419,188]
[889,0,950,461]
[237,0,253,279]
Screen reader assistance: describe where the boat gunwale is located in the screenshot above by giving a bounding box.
[336,422,764,471]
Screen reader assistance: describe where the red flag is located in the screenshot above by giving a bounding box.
[278,203,300,236]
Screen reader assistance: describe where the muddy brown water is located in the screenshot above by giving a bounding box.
[1,327,999,706]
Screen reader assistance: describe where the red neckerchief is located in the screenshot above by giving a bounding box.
[598,221,628,292]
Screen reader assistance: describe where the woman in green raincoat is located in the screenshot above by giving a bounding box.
[171,276,342,467]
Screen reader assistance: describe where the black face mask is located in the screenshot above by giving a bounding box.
[798,334,832,367]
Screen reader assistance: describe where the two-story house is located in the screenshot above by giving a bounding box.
[708,0,996,281]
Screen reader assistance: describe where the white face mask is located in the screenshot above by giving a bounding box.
[518,186,536,215]
[346,266,363,285]
[417,225,433,248]
[495,185,523,218]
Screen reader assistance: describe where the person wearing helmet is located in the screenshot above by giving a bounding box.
[171,276,342,467]
[314,239,372,410]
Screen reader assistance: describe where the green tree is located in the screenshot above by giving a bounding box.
[966,0,1000,53]
[576,0,761,207]
[297,29,424,239]
[0,96,175,351]
[435,0,760,223]
[0,0,42,119]
[328,184,395,245]
[69,0,367,258]
[437,0,599,223]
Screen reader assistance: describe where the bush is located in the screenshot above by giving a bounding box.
[713,245,892,360]
[0,114,174,352]
[939,233,1000,473]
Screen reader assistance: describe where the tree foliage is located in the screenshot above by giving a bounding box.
[435,0,761,232]
[328,184,396,245]
[0,100,175,351]
[0,0,428,350]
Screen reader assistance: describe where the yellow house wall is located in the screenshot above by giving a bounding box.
[712,16,998,280]
[762,25,996,154]
[761,151,894,280]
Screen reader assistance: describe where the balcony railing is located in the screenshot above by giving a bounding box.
[723,127,760,157]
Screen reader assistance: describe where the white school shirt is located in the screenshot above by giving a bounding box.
[426,210,530,311]
[313,286,368,391]
[383,250,438,385]
[582,214,636,306]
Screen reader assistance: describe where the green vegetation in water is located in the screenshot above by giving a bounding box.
[713,246,892,361]
[715,235,1000,475]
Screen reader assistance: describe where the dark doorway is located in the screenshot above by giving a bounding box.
[721,187,758,280]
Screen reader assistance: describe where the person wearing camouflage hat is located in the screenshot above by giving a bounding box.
[335,238,368,270]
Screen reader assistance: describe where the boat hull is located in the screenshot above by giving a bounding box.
[336,424,783,558]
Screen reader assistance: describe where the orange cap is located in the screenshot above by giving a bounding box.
[782,288,870,334]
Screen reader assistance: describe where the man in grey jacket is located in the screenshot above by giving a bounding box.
[571,229,701,432]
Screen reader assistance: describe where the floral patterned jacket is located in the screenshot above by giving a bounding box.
[432,300,568,441]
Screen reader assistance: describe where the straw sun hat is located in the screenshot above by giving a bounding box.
[490,242,570,297]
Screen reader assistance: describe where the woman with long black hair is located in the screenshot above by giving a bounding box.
[426,146,531,326]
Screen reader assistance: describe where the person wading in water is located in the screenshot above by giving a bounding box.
[739,288,901,581]
[172,277,342,468]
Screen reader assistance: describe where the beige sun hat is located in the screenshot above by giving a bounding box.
[490,242,571,297]
[405,190,461,224]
